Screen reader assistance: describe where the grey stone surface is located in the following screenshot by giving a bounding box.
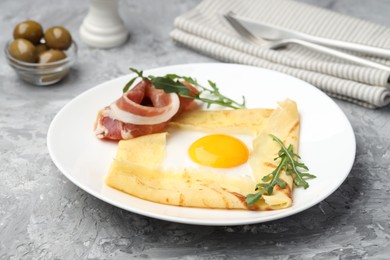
[1,0,390,259]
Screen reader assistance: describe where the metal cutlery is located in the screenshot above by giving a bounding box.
[223,12,390,72]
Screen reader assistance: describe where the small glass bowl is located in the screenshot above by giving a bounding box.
[4,40,77,86]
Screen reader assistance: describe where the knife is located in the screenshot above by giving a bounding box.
[227,13,390,59]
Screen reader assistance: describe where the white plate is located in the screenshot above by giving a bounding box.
[47,63,356,226]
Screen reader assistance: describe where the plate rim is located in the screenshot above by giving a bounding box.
[47,62,356,226]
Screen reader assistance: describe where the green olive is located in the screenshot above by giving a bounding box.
[44,26,72,50]
[35,44,49,56]
[38,49,67,63]
[8,39,37,63]
[13,20,43,45]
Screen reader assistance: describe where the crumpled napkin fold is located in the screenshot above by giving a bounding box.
[170,0,390,108]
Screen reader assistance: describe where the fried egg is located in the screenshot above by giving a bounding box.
[162,129,255,181]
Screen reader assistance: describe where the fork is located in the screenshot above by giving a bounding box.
[223,12,390,72]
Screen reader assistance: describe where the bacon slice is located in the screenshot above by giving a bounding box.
[95,80,198,140]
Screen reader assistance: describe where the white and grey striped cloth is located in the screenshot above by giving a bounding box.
[170,0,390,108]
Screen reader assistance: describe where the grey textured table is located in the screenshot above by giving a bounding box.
[1,0,390,259]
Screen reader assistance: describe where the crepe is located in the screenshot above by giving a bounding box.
[105,99,299,210]
[170,107,273,135]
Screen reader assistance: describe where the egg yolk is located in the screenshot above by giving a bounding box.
[188,134,249,168]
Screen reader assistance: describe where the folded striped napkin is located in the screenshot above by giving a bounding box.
[170,0,390,108]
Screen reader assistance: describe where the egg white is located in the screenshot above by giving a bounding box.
[162,129,255,181]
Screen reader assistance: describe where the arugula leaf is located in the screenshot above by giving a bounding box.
[149,77,191,96]
[246,191,266,206]
[245,135,316,206]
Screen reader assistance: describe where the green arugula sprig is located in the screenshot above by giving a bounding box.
[123,68,246,109]
[246,134,316,206]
